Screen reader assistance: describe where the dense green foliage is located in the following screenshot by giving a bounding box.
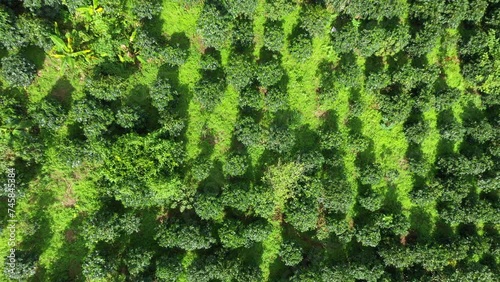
[0,0,499,281]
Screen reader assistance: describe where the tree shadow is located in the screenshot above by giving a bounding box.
[332,13,352,30]
[292,124,320,155]
[410,54,428,69]
[127,84,158,135]
[403,109,427,179]
[433,219,456,244]
[364,55,384,77]
[199,47,225,82]
[0,47,7,60]
[169,32,191,51]
[157,62,191,123]
[460,101,484,125]
[20,46,46,71]
[258,46,282,63]
[19,180,57,279]
[383,183,402,213]
[409,206,433,244]
[92,59,137,79]
[42,214,88,281]
[316,60,338,102]
[143,13,167,45]
[48,76,75,110]
[435,109,460,158]
[387,51,410,73]
[198,159,225,194]
[457,102,488,156]
[197,122,216,159]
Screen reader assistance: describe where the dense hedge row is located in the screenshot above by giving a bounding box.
[0,0,498,281]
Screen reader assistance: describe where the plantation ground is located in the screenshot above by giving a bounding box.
[0,0,498,281]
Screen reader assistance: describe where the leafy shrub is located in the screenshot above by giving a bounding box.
[156,254,183,282]
[410,181,442,206]
[82,251,118,280]
[285,195,319,232]
[219,219,272,249]
[466,119,496,144]
[223,153,248,177]
[264,87,288,112]
[358,25,410,57]
[115,106,141,129]
[322,180,354,213]
[264,0,295,20]
[264,21,285,52]
[221,183,253,212]
[355,225,381,247]
[232,16,255,47]
[72,98,115,139]
[200,52,221,70]
[132,28,162,62]
[239,85,263,109]
[378,93,413,126]
[279,241,303,266]
[331,24,359,55]
[320,131,343,150]
[347,134,370,152]
[438,120,466,142]
[327,0,407,20]
[150,78,178,113]
[191,159,213,181]
[226,54,255,91]
[223,0,258,19]
[297,150,325,175]
[81,211,141,247]
[404,120,429,144]
[85,77,125,101]
[197,5,231,50]
[29,97,67,131]
[194,193,224,221]
[365,71,391,92]
[408,158,429,177]
[406,25,442,56]
[300,5,331,37]
[434,88,460,111]
[359,164,383,186]
[0,8,23,51]
[324,216,354,244]
[256,61,284,88]
[155,218,216,251]
[357,191,383,212]
[235,116,262,147]
[3,250,38,280]
[332,59,362,88]
[398,67,439,96]
[123,248,153,278]
[132,1,162,20]
[438,155,494,177]
[194,78,226,111]
[187,251,262,282]
[161,45,188,66]
[1,55,36,88]
[267,125,295,153]
[16,15,52,51]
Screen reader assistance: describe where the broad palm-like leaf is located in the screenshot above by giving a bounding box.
[48,33,92,71]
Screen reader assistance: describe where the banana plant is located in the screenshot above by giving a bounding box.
[0,120,31,137]
[117,29,146,65]
[75,0,104,21]
[48,27,92,70]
